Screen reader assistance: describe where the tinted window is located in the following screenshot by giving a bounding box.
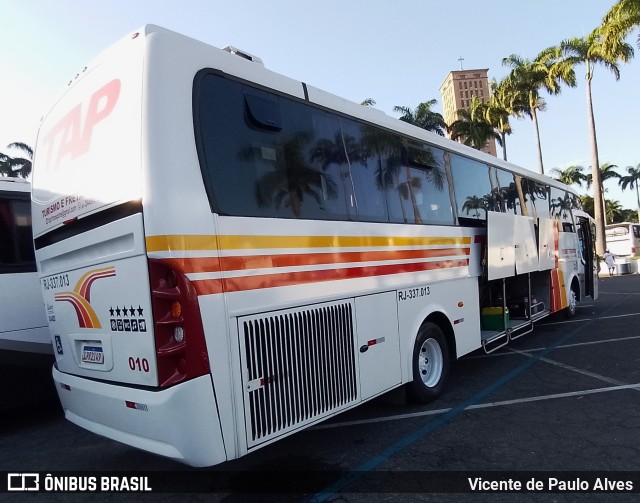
[494,170,549,218]
[196,72,455,226]
[342,122,388,222]
[197,75,343,220]
[550,187,573,224]
[450,154,492,225]
[0,195,35,272]
[495,168,521,214]
[530,181,550,218]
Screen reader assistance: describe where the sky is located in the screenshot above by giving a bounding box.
[1,0,638,210]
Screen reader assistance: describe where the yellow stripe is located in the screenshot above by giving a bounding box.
[146,234,471,252]
[145,235,219,252]
[558,269,568,308]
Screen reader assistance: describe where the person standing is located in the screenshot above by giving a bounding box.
[603,250,616,276]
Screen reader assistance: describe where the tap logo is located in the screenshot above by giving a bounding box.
[55,267,116,329]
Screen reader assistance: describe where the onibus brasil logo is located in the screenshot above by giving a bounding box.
[54,267,116,328]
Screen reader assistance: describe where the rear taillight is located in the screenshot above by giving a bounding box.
[632,247,636,255]
[148,259,209,387]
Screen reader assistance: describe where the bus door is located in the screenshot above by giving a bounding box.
[578,217,597,300]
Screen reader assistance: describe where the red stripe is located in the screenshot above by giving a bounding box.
[56,294,92,328]
[78,270,116,301]
[218,259,469,293]
[158,248,470,275]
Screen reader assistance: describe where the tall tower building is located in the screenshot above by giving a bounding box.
[439,68,496,156]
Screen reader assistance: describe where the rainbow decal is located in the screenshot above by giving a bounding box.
[55,267,116,328]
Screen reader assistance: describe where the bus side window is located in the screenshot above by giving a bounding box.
[450,154,492,226]
[340,121,389,223]
[0,198,35,268]
[12,200,35,263]
[0,199,12,264]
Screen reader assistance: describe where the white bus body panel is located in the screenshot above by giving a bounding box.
[0,178,50,355]
[514,215,538,274]
[31,28,145,239]
[37,214,158,386]
[487,212,516,280]
[538,218,557,271]
[53,367,225,467]
[605,223,640,257]
[0,272,50,354]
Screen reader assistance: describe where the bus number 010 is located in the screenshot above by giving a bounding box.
[128,356,150,372]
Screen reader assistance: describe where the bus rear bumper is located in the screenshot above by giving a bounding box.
[52,365,227,467]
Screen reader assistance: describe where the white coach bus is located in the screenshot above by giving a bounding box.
[605,222,640,257]
[0,177,51,359]
[32,25,597,467]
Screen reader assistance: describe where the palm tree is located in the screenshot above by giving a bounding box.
[580,194,595,217]
[449,97,502,152]
[605,199,624,223]
[462,195,486,219]
[587,163,621,225]
[247,132,337,217]
[618,162,640,222]
[601,0,640,49]
[502,48,576,175]
[393,100,446,136]
[0,152,10,177]
[485,79,513,161]
[558,31,633,254]
[551,165,588,188]
[0,142,33,178]
[360,98,376,107]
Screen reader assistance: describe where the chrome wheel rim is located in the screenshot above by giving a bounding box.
[568,289,577,313]
[418,337,443,388]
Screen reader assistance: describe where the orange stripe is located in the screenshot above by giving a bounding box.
[218,258,469,293]
[157,248,470,275]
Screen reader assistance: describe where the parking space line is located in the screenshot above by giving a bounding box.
[308,293,633,501]
[538,318,590,326]
[542,311,640,327]
[467,334,640,360]
[600,291,640,295]
[312,383,640,431]
[507,347,633,388]
[600,312,640,320]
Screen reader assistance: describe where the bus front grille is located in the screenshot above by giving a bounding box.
[240,301,357,447]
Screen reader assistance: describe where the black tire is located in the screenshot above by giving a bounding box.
[564,285,578,319]
[407,322,450,404]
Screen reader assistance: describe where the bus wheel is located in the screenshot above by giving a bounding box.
[407,322,450,404]
[565,286,577,319]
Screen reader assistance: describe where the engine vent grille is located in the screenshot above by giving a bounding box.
[240,301,357,447]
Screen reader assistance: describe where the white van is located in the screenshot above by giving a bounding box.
[0,177,51,358]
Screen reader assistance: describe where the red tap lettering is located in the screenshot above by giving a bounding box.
[43,79,121,171]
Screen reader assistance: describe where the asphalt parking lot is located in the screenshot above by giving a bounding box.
[2,273,640,502]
